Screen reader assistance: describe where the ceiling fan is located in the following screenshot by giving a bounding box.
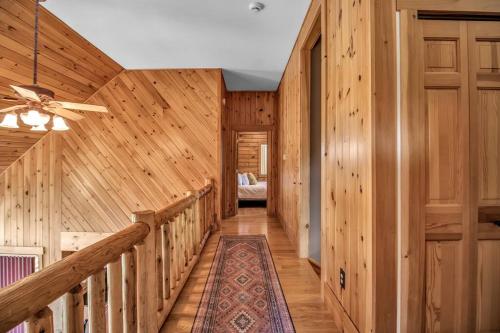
[0,0,109,132]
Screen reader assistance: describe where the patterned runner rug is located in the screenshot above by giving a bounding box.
[192,235,295,333]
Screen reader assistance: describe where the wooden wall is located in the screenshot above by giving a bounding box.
[237,132,267,181]
[0,0,122,173]
[61,69,223,233]
[0,69,224,267]
[222,91,277,217]
[278,0,397,332]
[0,132,62,266]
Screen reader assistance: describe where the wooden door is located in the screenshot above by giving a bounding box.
[401,16,500,333]
[468,21,500,333]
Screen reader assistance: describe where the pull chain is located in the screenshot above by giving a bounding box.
[33,0,40,85]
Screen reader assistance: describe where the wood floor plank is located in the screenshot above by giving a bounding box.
[161,208,340,333]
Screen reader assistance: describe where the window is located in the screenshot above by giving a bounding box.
[260,144,268,176]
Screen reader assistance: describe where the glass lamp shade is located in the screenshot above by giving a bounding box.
[20,110,50,126]
[0,112,19,128]
[52,116,70,131]
[31,123,48,132]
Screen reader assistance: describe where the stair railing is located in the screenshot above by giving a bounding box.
[0,179,216,333]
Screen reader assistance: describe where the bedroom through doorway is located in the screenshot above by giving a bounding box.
[236,131,269,210]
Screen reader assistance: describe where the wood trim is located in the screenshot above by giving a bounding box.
[0,245,44,256]
[372,0,398,331]
[399,10,426,333]
[397,0,500,13]
[298,3,322,258]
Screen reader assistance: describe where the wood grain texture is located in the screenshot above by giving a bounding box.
[468,21,500,333]
[279,0,397,331]
[61,69,223,233]
[222,91,278,218]
[277,0,321,254]
[401,17,500,333]
[397,0,500,12]
[0,0,122,172]
[237,131,267,180]
[161,208,341,333]
[0,132,61,266]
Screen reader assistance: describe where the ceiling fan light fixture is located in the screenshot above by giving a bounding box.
[20,109,43,126]
[31,123,48,132]
[0,112,19,128]
[52,115,70,131]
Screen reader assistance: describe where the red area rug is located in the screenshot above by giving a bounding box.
[192,235,295,333]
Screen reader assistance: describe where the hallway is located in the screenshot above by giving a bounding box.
[161,208,339,332]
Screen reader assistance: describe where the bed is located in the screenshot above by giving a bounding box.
[238,181,267,201]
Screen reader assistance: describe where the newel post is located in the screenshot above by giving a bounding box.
[131,210,157,333]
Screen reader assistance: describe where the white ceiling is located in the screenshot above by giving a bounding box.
[43,0,311,91]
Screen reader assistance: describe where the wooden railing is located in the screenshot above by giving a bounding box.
[0,179,216,333]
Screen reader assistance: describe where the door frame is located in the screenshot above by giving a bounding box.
[230,129,276,217]
[298,6,323,258]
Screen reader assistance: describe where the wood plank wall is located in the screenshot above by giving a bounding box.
[237,132,267,181]
[277,1,397,332]
[61,69,223,233]
[0,0,123,173]
[0,69,224,266]
[222,91,278,218]
[0,132,62,266]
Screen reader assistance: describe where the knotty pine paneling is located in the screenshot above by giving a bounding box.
[0,0,123,173]
[61,69,223,233]
[278,0,397,332]
[237,132,267,181]
[222,91,277,218]
[0,132,62,266]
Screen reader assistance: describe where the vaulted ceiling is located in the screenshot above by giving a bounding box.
[0,0,123,173]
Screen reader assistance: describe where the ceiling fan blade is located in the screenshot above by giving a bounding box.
[51,101,108,113]
[10,85,41,102]
[0,105,27,113]
[44,106,84,121]
[0,95,21,103]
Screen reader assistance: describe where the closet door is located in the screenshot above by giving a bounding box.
[468,22,500,333]
[401,15,471,333]
[420,19,471,333]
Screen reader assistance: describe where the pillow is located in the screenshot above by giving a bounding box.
[241,173,250,186]
[237,173,243,186]
[247,172,258,185]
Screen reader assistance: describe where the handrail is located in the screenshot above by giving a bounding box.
[0,222,149,332]
[0,178,216,333]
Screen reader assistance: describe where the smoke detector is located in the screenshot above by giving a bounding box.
[249,2,265,13]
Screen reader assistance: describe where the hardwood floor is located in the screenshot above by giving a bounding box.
[161,208,339,332]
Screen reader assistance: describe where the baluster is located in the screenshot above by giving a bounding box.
[172,216,179,287]
[200,195,206,238]
[194,195,200,255]
[26,306,54,333]
[176,214,182,280]
[168,218,176,290]
[88,270,106,333]
[107,259,123,333]
[161,223,171,299]
[185,192,194,261]
[63,284,84,333]
[186,204,193,261]
[122,250,137,333]
[181,210,187,273]
[155,224,164,311]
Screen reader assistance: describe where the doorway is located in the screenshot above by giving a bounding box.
[236,131,269,210]
[308,37,322,265]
